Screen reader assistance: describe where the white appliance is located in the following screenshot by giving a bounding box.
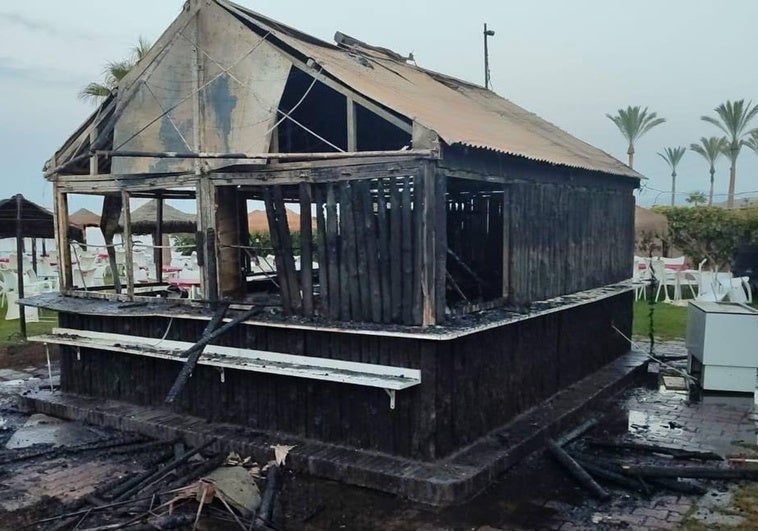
[686,301,758,393]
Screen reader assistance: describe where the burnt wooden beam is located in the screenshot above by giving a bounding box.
[264,187,293,314]
[339,182,361,320]
[272,186,301,314]
[358,180,382,323]
[314,186,328,315]
[300,183,314,317]
[376,179,392,323]
[164,302,235,404]
[401,177,413,325]
[120,190,135,299]
[389,178,402,322]
[546,439,610,500]
[54,185,73,291]
[154,195,164,281]
[210,158,425,187]
[621,465,758,480]
[351,181,371,321]
[434,173,448,321]
[325,185,341,319]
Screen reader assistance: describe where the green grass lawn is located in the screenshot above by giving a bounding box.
[0,298,57,346]
[632,299,687,341]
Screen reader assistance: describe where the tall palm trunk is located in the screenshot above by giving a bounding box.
[670,171,676,206]
[727,149,738,208]
[708,166,715,206]
[627,143,635,168]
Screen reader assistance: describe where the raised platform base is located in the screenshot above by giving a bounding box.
[18,350,647,506]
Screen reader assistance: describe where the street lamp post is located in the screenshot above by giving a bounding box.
[483,23,495,89]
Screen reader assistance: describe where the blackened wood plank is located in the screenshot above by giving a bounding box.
[299,182,314,317]
[351,181,371,321]
[389,178,402,323]
[376,179,392,323]
[419,163,435,326]
[263,186,292,314]
[401,176,413,325]
[339,182,361,320]
[272,186,302,314]
[434,173,447,322]
[325,185,341,320]
[358,180,382,323]
[314,186,328,315]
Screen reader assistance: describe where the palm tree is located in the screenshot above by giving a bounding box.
[701,99,758,208]
[658,146,686,206]
[689,137,727,206]
[685,191,707,206]
[79,37,151,103]
[607,106,666,168]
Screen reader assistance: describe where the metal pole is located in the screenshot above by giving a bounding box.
[15,194,27,339]
[484,23,489,89]
[483,23,495,90]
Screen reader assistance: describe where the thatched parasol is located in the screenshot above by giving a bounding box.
[635,206,668,235]
[0,194,82,240]
[119,200,196,235]
[69,208,101,229]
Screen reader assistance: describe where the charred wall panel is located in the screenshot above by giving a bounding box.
[58,290,631,460]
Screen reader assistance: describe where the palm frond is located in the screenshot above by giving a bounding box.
[607,105,665,144]
[689,136,727,165]
[132,37,152,61]
[78,82,113,103]
[702,99,758,143]
[658,146,687,170]
[745,130,758,154]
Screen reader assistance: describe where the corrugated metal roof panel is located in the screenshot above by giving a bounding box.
[222,1,640,179]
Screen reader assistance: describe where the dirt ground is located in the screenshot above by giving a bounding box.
[1,342,757,530]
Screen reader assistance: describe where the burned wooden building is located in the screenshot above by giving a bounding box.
[30,0,639,504]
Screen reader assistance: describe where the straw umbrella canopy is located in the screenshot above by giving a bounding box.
[0,194,82,240]
[118,200,196,235]
[69,208,101,229]
[634,206,668,235]
[635,205,669,255]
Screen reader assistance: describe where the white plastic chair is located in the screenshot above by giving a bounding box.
[651,259,676,302]
[632,258,648,300]
[726,277,752,303]
[4,290,39,322]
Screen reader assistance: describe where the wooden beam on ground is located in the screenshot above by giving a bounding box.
[546,439,610,500]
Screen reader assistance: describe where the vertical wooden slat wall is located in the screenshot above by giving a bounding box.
[258,166,445,326]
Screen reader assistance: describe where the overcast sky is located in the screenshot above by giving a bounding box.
[2,0,758,213]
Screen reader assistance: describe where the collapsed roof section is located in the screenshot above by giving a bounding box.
[46,0,640,180]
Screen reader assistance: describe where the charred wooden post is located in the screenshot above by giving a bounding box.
[154,195,164,281]
[54,185,73,291]
[100,194,122,293]
[15,195,26,338]
[120,190,136,299]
